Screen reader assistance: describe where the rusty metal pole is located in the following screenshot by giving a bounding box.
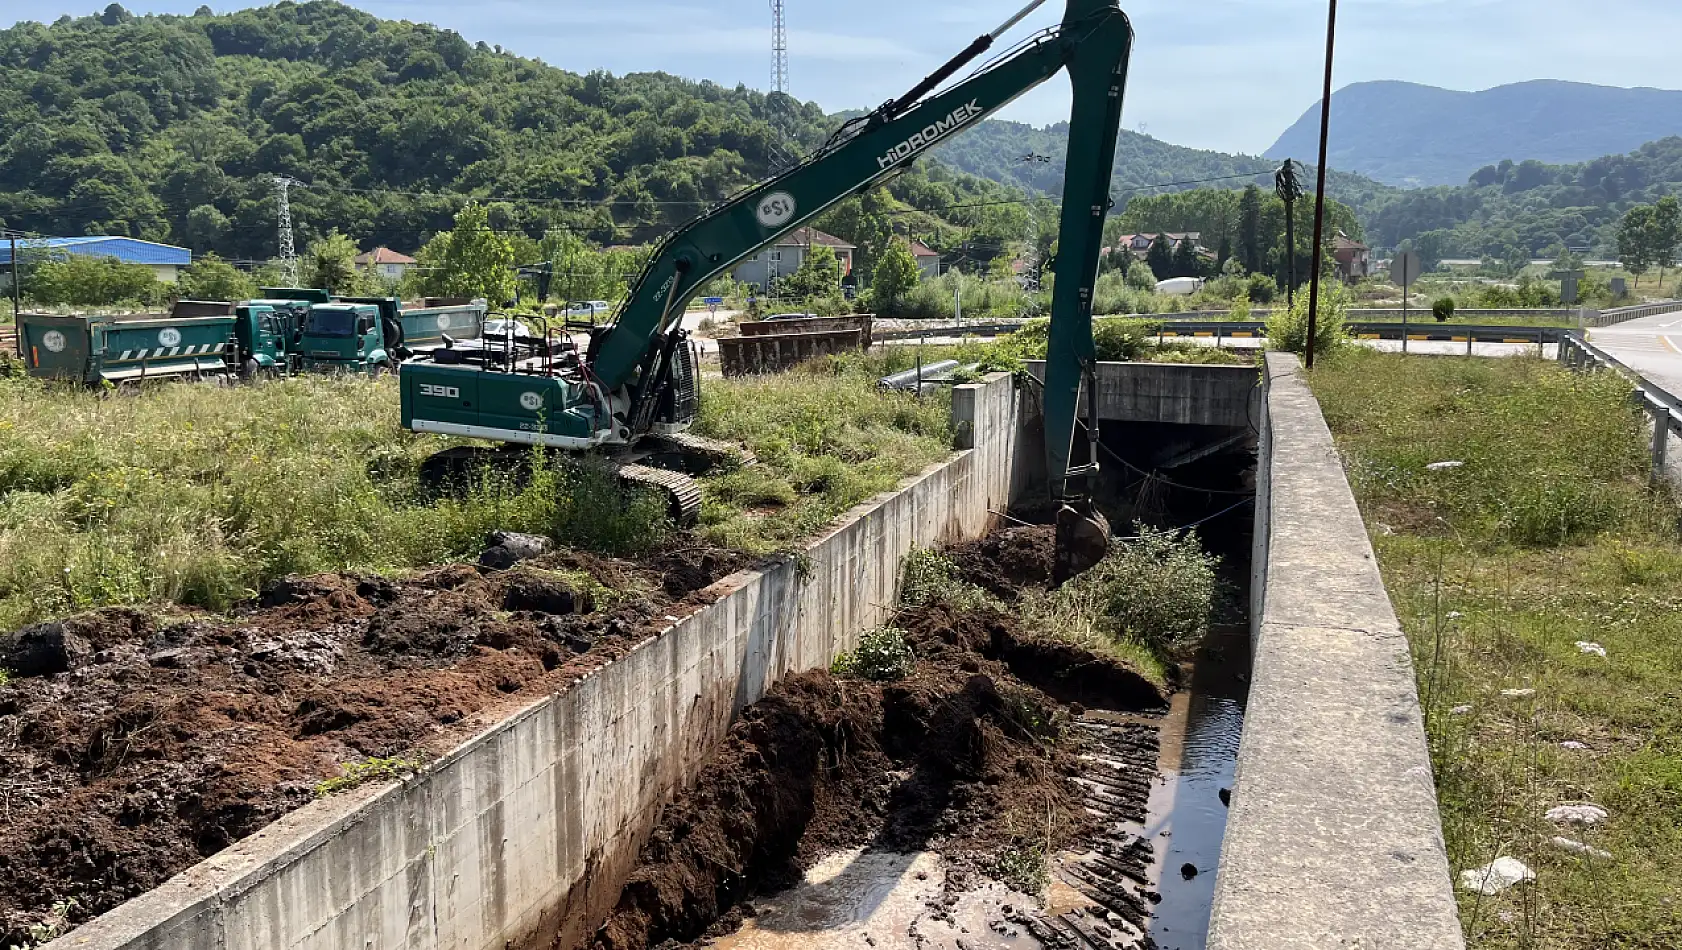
[1304,0,1338,370]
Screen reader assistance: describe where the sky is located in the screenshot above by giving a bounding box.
[3,0,1681,154]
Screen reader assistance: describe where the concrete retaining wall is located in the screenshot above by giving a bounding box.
[1024,360,1260,427]
[1209,353,1463,950]
[48,374,1022,950]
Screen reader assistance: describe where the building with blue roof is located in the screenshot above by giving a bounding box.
[0,236,192,283]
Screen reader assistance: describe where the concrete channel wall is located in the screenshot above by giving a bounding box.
[1024,360,1260,427]
[48,373,1024,950]
[1210,352,1463,950]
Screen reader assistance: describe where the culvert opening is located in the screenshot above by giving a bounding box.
[574,469,1256,950]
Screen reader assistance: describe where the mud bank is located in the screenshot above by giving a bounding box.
[580,528,1167,950]
[0,544,745,945]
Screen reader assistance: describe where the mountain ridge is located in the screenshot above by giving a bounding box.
[1266,79,1682,187]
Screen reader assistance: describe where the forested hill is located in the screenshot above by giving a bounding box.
[1365,137,1682,260]
[931,119,1399,219]
[1267,80,1682,188]
[0,1,1027,259]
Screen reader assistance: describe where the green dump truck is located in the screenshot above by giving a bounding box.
[18,308,239,386]
[294,296,487,374]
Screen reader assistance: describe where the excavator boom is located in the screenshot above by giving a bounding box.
[403,0,1133,569]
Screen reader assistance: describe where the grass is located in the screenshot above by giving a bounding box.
[693,351,955,554]
[314,755,427,796]
[1310,348,1682,948]
[0,364,955,628]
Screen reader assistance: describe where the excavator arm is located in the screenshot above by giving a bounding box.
[590,0,1132,576]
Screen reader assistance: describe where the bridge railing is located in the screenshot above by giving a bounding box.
[1559,330,1682,484]
[1581,299,1682,328]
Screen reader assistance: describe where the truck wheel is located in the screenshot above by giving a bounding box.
[241,359,260,382]
[371,363,390,379]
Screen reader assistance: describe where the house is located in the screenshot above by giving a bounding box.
[733,228,856,291]
[0,236,190,282]
[1331,233,1371,282]
[1110,232,1202,259]
[908,240,942,278]
[355,247,417,281]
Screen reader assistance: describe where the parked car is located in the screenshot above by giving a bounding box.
[563,300,612,318]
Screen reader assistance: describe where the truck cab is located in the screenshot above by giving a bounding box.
[298,302,395,374]
[232,300,308,376]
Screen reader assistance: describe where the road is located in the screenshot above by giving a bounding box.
[1587,312,1682,397]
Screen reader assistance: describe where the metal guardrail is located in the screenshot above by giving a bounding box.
[877,319,1565,347]
[1558,330,1682,484]
[1580,299,1682,328]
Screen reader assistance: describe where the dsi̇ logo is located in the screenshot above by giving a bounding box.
[158,328,183,348]
[41,330,66,353]
[519,391,543,411]
[755,192,796,228]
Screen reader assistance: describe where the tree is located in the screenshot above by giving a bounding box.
[1170,237,1200,278]
[416,204,518,304]
[870,238,921,310]
[1618,204,1656,287]
[1274,161,1304,306]
[1146,234,1173,280]
[28,254,161,307]
[1237,185,1263,274]
[177,253,257,302]
[302,231,368,295]
[1651,195,1681,291]
[536,230,615,304]
[780,244,842,300]
[1215,234,1231,273]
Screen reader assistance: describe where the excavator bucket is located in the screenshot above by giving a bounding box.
[1054,504,1110,585]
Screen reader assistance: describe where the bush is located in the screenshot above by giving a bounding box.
[1245,273,1279,304]
[1267,284,1348,356]
[832,626,914,681]
[899,547,996,611]
[1432,296,1455,322]
[1069,528,1220,649]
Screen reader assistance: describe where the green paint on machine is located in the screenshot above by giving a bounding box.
[401,364,608,447]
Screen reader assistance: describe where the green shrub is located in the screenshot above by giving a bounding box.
[832,626,914,681]
[1431,296,1456,322]
[1267,284,1348,356]
[899,547,996,611]
[1059,528,1220,650]
[1498,479,1626,546]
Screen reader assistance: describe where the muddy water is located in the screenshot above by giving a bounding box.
[707,850,1041,950]
[1142,623,1251,950]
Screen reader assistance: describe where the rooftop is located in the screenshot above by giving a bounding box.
[0,236,191,266]
[355,247,417,266]
[774,227,856,250]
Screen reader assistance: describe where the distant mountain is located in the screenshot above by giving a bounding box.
[1266,80,1682,187]
[934,120,1397,217]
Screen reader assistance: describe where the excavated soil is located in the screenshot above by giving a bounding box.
[581,591,1164,950]
[0,543,748,946]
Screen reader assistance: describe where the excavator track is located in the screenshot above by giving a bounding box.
[610,462,704,526]
[640,432,758,472]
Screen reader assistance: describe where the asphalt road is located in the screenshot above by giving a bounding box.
[1587,313,1682,397]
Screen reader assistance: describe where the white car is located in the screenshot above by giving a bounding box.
[563,300,612,317]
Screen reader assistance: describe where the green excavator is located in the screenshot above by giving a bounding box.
[401,0,1131,578]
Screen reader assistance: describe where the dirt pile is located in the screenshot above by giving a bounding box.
[944,524,1056,599]
[582,591,1164,950]
[0,543,746,946]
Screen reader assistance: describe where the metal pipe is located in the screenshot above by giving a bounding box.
[990,0,1052,38]
[1304,0,1338,370]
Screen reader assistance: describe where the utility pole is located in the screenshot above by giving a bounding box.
[1305,0,1338,370]
[7,231,21,354]
[769,0,789,94]
[274,176,298,286]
